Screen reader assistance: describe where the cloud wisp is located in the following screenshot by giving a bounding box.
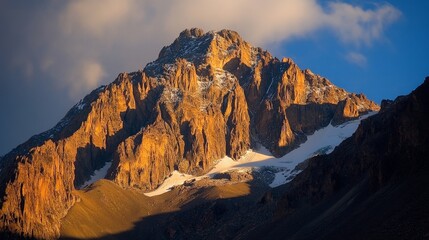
[345,52,368,68]
[325,2,401,46]
[1,0,401,100]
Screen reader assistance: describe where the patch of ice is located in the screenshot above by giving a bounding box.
[144,171,195,197]
[81,161,112,188]
[267,111,377,187]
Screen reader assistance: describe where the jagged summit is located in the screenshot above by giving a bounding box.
[146,28,258,77]
[158,28,247,59]
[0,28,379,239]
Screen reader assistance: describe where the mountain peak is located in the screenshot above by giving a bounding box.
[149,28,255,76]
[178,28,205,39]
[177,28,242,43]
[0,28,379,239]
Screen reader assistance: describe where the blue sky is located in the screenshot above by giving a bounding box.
[277,1,429,103]
[0,0,428,155]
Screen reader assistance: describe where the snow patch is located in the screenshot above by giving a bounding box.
[81,161,112,188]
[52,118,70,133]
[95,85,106,93]
[357,103,366,111]
[73,99,86,111]
[144,171,195,197]
[163,88,183,104]
[163,63,177,73]
[250,47,260,67]
[214,68,236,91]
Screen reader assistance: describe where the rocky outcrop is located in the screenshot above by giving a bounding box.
[331,93,379,125]
[0,28,377,238]
[249,59,379,156]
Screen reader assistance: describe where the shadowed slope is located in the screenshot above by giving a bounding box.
[243,77,429,239]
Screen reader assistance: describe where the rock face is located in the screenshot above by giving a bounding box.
[246,77,429,239]
[0,74,151,239]
[0,28,377,239]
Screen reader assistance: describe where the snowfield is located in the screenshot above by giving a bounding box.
[144,171,196,197]
[81,112,376,196]
[143,112,377,196]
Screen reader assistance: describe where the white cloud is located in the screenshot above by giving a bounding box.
[67,59,106,98]
[324,2,401,46]
[80,60,106,90]
[345,52,367,67]
[56,0,401,49]
[60,0,134,37]
[160,0,326,45]
[3,0,401,100]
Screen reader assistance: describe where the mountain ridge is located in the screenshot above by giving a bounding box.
[243,77,429,239]
[0,28,378,239]
[58,78,429,240]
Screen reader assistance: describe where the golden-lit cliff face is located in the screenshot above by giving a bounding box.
[0,28,378,239]
[108,49,251,191]
[0,73,148,239]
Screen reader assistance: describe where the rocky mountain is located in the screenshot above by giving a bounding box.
[57,78,429,240]
[54,78,429,240]
[0,28,378,239]
[244,77,429,239]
